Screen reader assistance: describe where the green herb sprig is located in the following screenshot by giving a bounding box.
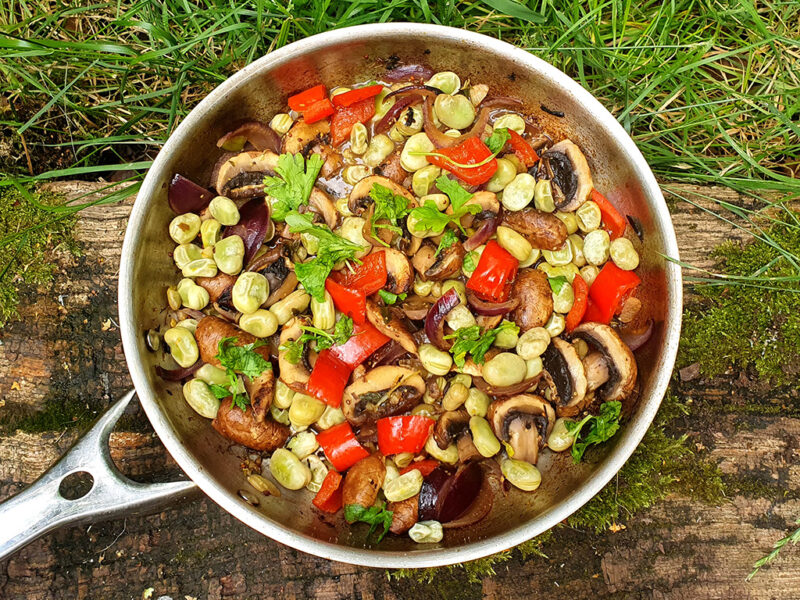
[265,153,325,222]
[211,337,272,410]
[445,320,520,368]
[279,316,354,364]
[344,502,394,542]
[369,183,411,246]
[408,175,480,236]
[565,401,623,462]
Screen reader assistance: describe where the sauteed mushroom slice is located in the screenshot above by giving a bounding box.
[278,316,315,393]
[536,140,593,212]
[342,454,386,508]
[571,322,637,402]
[448,190,500,229]
[342,366,425,426]
[383,248,414,295]
[216,121,281,153]
[388,494,420,534]
[215,150,279,199]
[197,272,236,311]
[307,187,338,229]
[433,410,471,449]
[195,316,275,421]
[212,400,290,452]
[540,337,588,417]
[348,175,415,216]
[487,394,555,465]
[411,242,465,281]
[502,208,567,251]
[375,153,408,185]
[282,118,331,155]
[509,269,553,332]
[366,298,418,354]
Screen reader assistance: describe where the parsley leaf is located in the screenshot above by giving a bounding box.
[435,229,458,258]
[279,316,354,364]
[285,211,362,301]
[463,250,478,273]
[445,320,520,367]
[344,502,394,542]
[564,401,623,462]
[548,275,569,295]
[378,289,407,305]
[214,337,272,410]
[408,176,480,235]
[265,153,325,222]
[370,183,411,245]
[209,383,232,399]
[485,127,511,154]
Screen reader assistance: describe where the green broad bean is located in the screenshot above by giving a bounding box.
[209,196,240,226]
[492,113,525,134]
[173,243,202,270]
[576,200,601,232]
[465,387,490,417]
[270,448,311,491]
[516,327,551,360]
[501,458,542,491]
[164,326,199,368]
[482,353,526,387]
[287,430,319,460]
[181,258,217,278]
[486,158,517,193]
[534,179,556,213]
[232,271,269,314]
[400,132,435,172]
[196,364,228,387]
[426,71,461,94]
[213,234,245,275]
[469,416,501,457]
[496,226,533,262]
[412,165,442,197]
[349,122,369,155]
[200,219,222,248]
[501,173,536,211]
[182,379,220,419]
[341,165,372,185]
[169,213,201,244]
[419,343,452,376]
[610,237,640,270]
[583,229,611,265]
[177,278,209,310]
[362,134,394,168]
[239,309,278,338]
[433,94,476,130]
[542,241,573,266]
[270,113,293,135]
[269,290,311,325]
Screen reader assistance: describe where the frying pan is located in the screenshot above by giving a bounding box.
[0,23,681,568]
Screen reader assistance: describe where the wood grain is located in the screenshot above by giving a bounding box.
[1,181,798,599]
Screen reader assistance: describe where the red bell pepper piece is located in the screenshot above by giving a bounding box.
[329,321,390,368]
[335,251,387,296]
[583,261,641,324]
[288,84,327,112]
[591,189,627,240]
[312,470,344,513]
[316,423,370,472]
[332,84,383,107]
[399,459,440,477]
[307,321,390,407]
[377,415,434,456]
[325,277,366,324]
[565,274,589,333]
[508,130,539,167]
[466,240,519,302]
[426,137,498,186]
[303,97,335,124]
[330,96,376,146]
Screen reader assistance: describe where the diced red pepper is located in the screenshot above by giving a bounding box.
[426,137,498,186]
[312,470,344,513]
[330,96,376,146]
[316,423,370,472]
[307,321,390,407]
[303,97,335,124]
[377,415,434,456]
[332,84,384,107]
[565,274,589,333]
[583,261,641,324]
[466,240,519,302]
[335,251,387,296]
[329,321,391,368]
[325,277,366,324]
[399,459,440,477]
[288,84,327,112]
[508,130,539,167]
[591,189,627,240]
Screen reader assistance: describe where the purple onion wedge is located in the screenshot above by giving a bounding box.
[424,287,460,350]
[168,174,214,214]
[223,198,270,265]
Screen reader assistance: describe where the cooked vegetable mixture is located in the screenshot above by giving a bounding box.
[154,67,650,543]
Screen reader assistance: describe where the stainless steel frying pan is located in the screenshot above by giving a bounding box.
[0,23,681,568]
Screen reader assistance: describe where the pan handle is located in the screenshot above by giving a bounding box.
[0,390,197,561]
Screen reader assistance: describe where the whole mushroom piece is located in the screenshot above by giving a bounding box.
[411,241,465,281]
[434,410,482,463]
[536,139,593,212]
[540,337,588,417]
[571,322,638,402]
[214,150,279,199]
[342,366,425,426]
[487,394,555,465]
[509,269,554,332]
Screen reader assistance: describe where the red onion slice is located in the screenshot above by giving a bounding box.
[620,319,654,351]
[463,208,502,251]
[155,360,202,381]
[385,64,434,82]
[437,462,484,524]
[442,462,495,529]
[424,288,460,350]
[375,94,422,134]
[466,289,519,316]
[223,198,270,264]
[168,174,213,214]
[418,467,451,521]
[216,121,281,153]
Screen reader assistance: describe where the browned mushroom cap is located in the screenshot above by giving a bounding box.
[540,337,588,417]
[374,153,408,186]
[411,241,465,281]
[447,190,500,229]
[401,294,436,320]
[212,400,289,452]
[571,322,637,402]
[388,494,419,534]
[282,118,330,155]
[342,366,425,426]
[247,245,299,307]
[433,410,471,449]
[348,175,415,216]
[487,394,555,465]
[509,269,553,332]
[366,298,418,355]
[307,187,338,229]
[216,121,280,153]
[502,208,567,250]
[277,316,315,393]
[536,140,593,212]
[196,272,237,310]
[215,150,279,199]
[383,248,414,295]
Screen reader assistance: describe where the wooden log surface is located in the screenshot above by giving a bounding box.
[0,181,797,599]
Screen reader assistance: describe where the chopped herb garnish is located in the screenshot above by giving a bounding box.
[264,153,325,222]
[435,229,459,257]
[370,183,411,246]
[445,320,520,367]
[344,502,394,542]
[408,175,480,235]
[565,401,623,462]
[484,127,511,154]
[285,211,362,302]
[280,316,354,364]
[548,275,569,295]
[463,250,478,272]
[214,337,272,410]
[378,289,407,305]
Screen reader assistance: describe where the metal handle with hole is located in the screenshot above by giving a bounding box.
[0,390,197,561]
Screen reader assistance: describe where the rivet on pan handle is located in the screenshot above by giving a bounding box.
[0,390,198,561]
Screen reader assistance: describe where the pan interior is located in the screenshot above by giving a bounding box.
[120,24,680,567]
